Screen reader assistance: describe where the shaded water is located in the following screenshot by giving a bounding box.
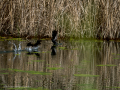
[0,39,120,90]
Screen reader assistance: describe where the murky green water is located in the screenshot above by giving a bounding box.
[0,39,120,90]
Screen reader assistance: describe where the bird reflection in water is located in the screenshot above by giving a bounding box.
[26,40,41,58]
[51,30,58,55]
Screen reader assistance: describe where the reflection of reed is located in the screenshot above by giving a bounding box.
[95,41,120,89]
[1,40,120,89]
[0,41,79,89]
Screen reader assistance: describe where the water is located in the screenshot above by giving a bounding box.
[0,39,120,90]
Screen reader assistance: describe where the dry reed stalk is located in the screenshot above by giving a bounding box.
[97,0,120,39]
[0,0,95,38]
[0,0,119,39]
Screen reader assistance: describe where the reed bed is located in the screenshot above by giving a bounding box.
[0,0,120,39]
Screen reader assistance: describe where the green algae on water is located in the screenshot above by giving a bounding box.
[113,58,119,59]
[106,86,120,88]
[97,64,117,66]
[74,74,99,77]
[0,73,9,74]
[47,67,63,70]
[59,47,66,50]
[31,60,45,62]
[8,68,52,75]
[15,54,20,55]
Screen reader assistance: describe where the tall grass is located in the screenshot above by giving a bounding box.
[0,0,120,39]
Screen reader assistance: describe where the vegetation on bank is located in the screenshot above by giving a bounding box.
[0,0,120,39]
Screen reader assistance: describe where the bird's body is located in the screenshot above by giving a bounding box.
[27,40,41,47]
[26,40,41,52]
[51,30,58,45]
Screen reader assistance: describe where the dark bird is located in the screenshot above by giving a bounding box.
[27,40,41,47]
[51,30,57,45]
[26,40,41,52]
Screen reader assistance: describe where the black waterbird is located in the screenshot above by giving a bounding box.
[51,30,58,45]
[26,40,41,52]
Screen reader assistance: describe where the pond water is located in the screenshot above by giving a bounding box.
[0,39,120,90]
